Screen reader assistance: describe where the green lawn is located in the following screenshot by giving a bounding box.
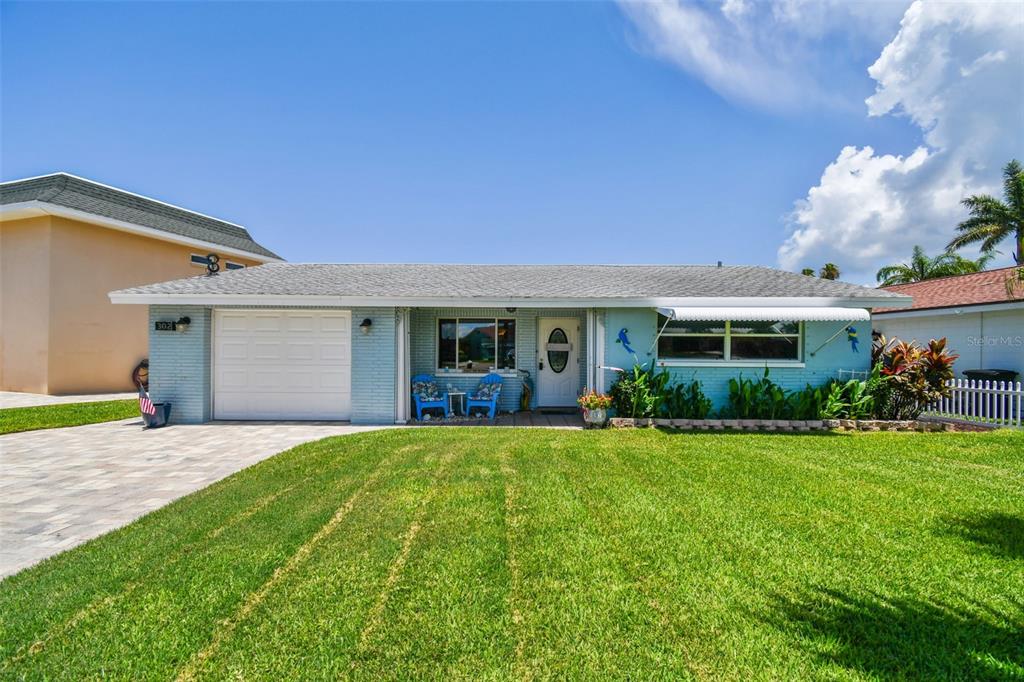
[0,399,138,435]
[1,429,1022,680]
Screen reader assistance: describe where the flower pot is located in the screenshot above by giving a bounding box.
[583,408,608,428]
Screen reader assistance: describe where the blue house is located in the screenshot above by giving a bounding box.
[109,264,911,424]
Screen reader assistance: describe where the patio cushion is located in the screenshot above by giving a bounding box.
[412,380,441,401]
[471,382,499,400]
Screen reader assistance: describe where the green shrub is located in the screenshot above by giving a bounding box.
[660,379,713,419]
[786,383,830,421]
[609,363,669,418]
[722,368,789,420]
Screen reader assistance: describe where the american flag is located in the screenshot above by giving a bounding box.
[138,387,156,416]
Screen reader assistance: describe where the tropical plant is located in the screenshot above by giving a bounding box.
[800,268,816,277]
[819,263,841,280]
[787,383,830,420]
[660,380,713,419]
[872,337,958,420]
[818,373,877,421]
[1005,266,1024,299]
[608,363,669,418]
[947,159,1024,265]
[723,368,789,420]
[875,245,994,286]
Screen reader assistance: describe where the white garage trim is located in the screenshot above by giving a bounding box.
[212,309,351,420]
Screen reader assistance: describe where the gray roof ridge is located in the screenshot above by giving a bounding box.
[1,171,250,230]
[267,262,750,267]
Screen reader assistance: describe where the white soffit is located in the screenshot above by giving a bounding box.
[657,306,871,322]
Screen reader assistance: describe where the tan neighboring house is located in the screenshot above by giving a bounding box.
[0,173,281,394]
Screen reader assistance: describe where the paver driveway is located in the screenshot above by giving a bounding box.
[0,419,384,578]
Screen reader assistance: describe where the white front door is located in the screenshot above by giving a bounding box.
[536,317,579,407]
[213,310,352,420]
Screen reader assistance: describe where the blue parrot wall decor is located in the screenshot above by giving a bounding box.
[847,326,859,353]
[616,328,636,355]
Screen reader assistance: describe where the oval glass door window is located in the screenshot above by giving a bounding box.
[547,328,569,373]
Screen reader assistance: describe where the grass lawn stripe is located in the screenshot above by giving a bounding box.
[192,440,445,678]
[174,440,433,681]
[352,450,455,655]
[348,434,514,680]
[547,434,709,679]
[508,431,686,679]
[500,447,527,680]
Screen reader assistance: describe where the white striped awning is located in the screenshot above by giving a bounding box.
[656,306,870,322]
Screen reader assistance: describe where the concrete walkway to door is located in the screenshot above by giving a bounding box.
[0,419,384,579]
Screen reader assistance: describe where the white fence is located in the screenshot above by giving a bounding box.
[925,379,1023,428]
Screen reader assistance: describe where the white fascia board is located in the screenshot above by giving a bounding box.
[108,293,911,308]
[872,301,1024,319]
[0,201,281,263]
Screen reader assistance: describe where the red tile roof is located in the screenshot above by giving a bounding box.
[874,266,1024,313]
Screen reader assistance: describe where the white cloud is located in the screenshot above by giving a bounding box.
[618,0,909,111]
[778,0,1024,283]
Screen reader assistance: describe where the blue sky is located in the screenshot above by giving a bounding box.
[2,1,1020,282]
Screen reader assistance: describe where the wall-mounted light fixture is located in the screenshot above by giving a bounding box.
[359,318,373,335]
[505,307,517,313]
[176,316,191,333]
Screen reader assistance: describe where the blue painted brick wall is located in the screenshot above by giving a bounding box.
[149,305,211,424]
[350,307,396,424]
[602,308,871,412]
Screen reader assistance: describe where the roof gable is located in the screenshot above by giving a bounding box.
[0,173,280,260]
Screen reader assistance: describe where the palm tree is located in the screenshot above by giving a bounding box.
[875,245,994,286]
[947,159,1024,264]
[800,268,815,276]
[819,263,840,280]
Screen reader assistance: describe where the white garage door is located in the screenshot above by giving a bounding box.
[214,310,351,420]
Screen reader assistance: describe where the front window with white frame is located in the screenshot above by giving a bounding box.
[438,318,516,372]
[657,316,802,363]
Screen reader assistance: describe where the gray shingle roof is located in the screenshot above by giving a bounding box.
[0,173,280,259]
[112,263,908,301]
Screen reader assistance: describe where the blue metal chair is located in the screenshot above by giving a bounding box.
[412,374,450,421]
[465,373,503,420]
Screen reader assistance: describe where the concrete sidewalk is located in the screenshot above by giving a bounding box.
[0,391,137,409]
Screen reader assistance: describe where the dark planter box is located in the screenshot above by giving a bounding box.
[142,402,172,429]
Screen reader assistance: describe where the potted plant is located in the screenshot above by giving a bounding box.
[578,391,612,428]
